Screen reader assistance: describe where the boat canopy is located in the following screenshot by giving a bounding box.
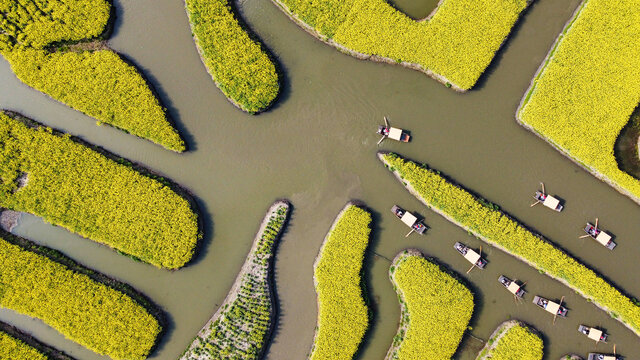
[543,195,560,209]
[587,328,603,341]
[546,301,561,314]
[401,212,417,227]
[507,282,521,294]
[595,231,612,245]
[603,356,617,360]
[388,127,403,141]
[464,251,481,264]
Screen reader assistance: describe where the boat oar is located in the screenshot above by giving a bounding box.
[384,116,390,128]
[595,217,599,229]
[466,263,476,274]
[530,201,540,207]
[541,182,546,195]
[553,296,565,325]
[405,229,414,237]
[579,234,591,239]
[377,135,387,146]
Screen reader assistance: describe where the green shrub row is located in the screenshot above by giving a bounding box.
[0,112,200,269]
[517,0,640,203]
[380,152,640,336]
[0,0,185,151]
[310,204,371,360]
[0,235,161,360]
[185,0,280,113]
[475,321,543,360]
[275,0,529,90]
[387,250,473,360]
[181,201,289,360]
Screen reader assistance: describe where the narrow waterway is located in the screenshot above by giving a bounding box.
[0,0,639,359]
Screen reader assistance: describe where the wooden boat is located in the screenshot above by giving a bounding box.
[587,354,621,360]
[391,205,427,234]
[532,295,568,317]
[583,219,616,250]
[533,191,563,211]
[578,325,608,343]
[498,275,525,298]
[377,117,410,144]
[454,242,486,269]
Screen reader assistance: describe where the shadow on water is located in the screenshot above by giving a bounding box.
[615,106,640,180]
[182,195,215,268]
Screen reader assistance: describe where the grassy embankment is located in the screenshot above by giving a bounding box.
[0,112,200,269]
[379,152,640,337]
[181,201,289,360]
[272,0,529,90]
[309,203,371,360]
[386,249,473,360]
[185,0,280,113]
[475,321,543,360]
[517,0,640,204]
[0,0,185,151]
[0,232,163,360]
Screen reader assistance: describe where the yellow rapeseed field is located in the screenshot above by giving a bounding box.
[518,0,640,202]
[276,0,529,89]
[310,204,371,360]
[476,322,543,360]
[0,236,161,360]
[381,152,640,336]
[0,112,200,269]
[388,251,473,359]
[0,330,48,360]
[185,0,280,113]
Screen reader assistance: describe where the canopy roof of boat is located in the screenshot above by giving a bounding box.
[388,127,403,141]
[588,328,603,341]
[543,195,560,209]
[595,231,612,245]
[401,212,417,227]
[464,250,481,264]
[507,282,521,294]
[546,301,561,314]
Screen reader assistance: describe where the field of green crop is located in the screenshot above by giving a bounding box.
[476,321,543,360]
[0,234,161,360]
[387,250,473,360]
[518,0,640,203]
[380,152,640,336]
[185,0,280,113]
[0,330,48,360]
[181,202,289,360]
[0,112,200,269]
[0,0,185,151]
[274,0,529,90]
[310,204,371,360]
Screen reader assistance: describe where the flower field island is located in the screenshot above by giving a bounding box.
[271,0,530,90]
[378,152,640,337]
[309,203,372,360]
[475,321,543,360]
[386,249,473,360]
[0,112,200,269]
[184,0,280,113]
[0,321,74,360]
[0,231,163,360]
[517,0,640,204]
[0,0,186,151]
[181,201,290,360]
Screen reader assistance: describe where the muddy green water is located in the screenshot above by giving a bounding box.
[1,0,639,359]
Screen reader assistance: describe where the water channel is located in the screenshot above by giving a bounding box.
[0,0,639,359]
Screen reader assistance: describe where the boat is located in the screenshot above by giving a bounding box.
[377,117,410,144]
[583,221,616,250]
[498,275,525,298]
[578,325,608,343]
[454,242,487,269]
[533,191,563,211]
[532,295,568,317]
[391,205,427,234]
[587,354,621,360]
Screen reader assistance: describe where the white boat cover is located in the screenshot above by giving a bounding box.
[401,212,417,227]
[543,195,560,209]
[464,250,481,264]
[546,301,561,315]
[587,328,603,341]
[595,231,612,246]
[507,282,521,294]
[603,356,617,360]
[388,127,403,141]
